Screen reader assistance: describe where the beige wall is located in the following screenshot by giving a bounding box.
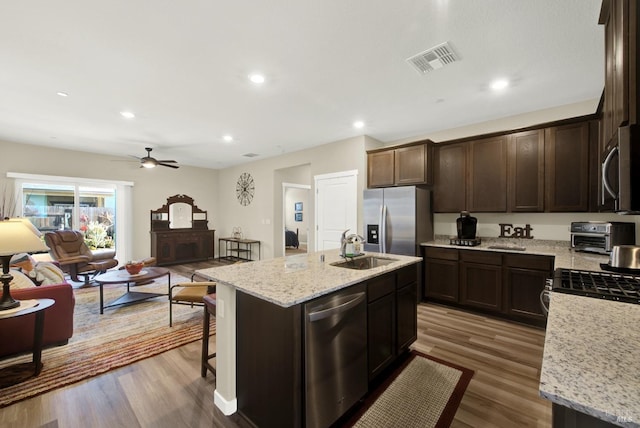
[0,140,218,262]
[216,135,368,260]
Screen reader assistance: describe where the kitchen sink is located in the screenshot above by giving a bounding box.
[331,256,398,270]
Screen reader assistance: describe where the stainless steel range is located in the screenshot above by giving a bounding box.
[551,268,640,305]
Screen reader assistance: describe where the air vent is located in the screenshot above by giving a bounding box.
[243,153,259,158]
[406,42,459,75]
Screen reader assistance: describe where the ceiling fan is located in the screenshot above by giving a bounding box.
[132,147,179,169]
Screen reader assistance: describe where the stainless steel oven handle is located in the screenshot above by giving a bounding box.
[602,146,619,202]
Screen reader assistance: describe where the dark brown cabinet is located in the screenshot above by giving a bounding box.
[545,122,590,212]
[467,136,508,212]
[508,129,545,212]
[367,142,433,188]
[503,254,554,323]
[600,0,636,146]
[433,143,467,213]
[423,247,459,302]
[367,150,395,187]
[423,246,553,326]
[151,230,215,266]
[367,273,396,380]
[366,265,419,381]
[459,250,502,311]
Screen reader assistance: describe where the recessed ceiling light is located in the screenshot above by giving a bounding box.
[120,111,136,119]
[353,121,365,129]
[249,73,265,84]
[490,79,509,91]
[56,91,68,97]
[223,135,233,142]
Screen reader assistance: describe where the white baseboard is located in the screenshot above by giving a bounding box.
[214,389,238,415]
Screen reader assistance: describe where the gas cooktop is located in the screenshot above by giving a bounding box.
[552,268,640,305]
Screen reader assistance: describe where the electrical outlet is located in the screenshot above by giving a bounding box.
[218,298,225,318]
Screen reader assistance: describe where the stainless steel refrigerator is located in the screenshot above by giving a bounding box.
[363,186,433,256]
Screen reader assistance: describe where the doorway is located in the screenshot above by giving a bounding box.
[283,183,310,256]
[315,170,358,252]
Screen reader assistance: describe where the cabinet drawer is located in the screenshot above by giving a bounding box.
[367,273,395,302]
[397,265,417,288]
[460,250,502,265]
[503,254,553,271]
[424,247,459,261]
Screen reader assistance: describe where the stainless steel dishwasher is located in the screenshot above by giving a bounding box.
[304,283,367,428]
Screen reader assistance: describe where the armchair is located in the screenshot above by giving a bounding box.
[44,230,118,286]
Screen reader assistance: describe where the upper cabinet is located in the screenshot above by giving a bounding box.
[508,130,545,212]
[433,143,467,213]
[433,119,594,213]
[467,136,508,212]
[600,0,636,145]
[545,122,590,212]
[367,141,433,188]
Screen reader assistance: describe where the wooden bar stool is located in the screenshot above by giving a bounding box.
[202,290,217,377]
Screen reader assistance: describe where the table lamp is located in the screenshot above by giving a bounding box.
[0,220,48,311]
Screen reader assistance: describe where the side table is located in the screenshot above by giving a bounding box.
[0,298,55,388]
[219,237,261,261]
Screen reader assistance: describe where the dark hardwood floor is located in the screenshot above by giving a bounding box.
[0,260,551,427]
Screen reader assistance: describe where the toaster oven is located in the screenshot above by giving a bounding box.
[570,221,636,254]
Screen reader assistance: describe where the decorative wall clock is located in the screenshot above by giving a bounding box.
[236,172,255,206]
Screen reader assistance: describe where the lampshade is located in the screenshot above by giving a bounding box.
[0,220,48,255]
[7,217,43,238]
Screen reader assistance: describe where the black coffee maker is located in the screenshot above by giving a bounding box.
[456,211,478,240]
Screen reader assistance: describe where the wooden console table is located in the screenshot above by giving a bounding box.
[219,238,261,261]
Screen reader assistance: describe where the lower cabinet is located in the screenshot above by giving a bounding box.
[150,229,215,265]
[366,265,419,381]
[423,246,553,327]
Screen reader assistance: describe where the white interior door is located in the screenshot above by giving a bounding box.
[315,170,358,252]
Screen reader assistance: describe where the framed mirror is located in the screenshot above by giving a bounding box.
[150,194,208,231]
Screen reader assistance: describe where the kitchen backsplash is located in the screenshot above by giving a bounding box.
[434,212,640,242]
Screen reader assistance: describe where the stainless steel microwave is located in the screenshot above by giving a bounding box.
[602,125,640,214]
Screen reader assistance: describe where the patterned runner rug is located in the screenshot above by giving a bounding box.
[0,273,211,407]
[344,351,474,428]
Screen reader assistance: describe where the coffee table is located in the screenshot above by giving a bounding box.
[95,267,170,314]
[0,298,54,387]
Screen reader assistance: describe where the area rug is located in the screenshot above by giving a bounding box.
[0,273,212,407]
[345,351,474,428]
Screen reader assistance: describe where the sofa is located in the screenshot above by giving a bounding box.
[0,269,75,359]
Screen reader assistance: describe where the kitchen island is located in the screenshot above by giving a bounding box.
[196,249,422,427]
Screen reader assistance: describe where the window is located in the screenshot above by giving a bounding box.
[8,172,133,263]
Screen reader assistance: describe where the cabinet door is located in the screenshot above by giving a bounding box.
[367,150,395,188]
[468,136,508,212]
[424,258,459,302]
[367,292,395,381]
[503,267,549,323]
[156,235,175,265]
[396,282,417,352]
[395,144,427,185]
[612,0,629,131]
[433,143,467,212]
[545,122,590,212]
[460,262,502,311]
[508,130,545,212]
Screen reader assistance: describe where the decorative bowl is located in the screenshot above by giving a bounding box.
[125,262,144,275]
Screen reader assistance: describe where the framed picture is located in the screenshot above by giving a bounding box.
[295,212,303,222]
[294,202,303,212]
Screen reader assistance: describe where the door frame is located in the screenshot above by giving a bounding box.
[282,182,311,255]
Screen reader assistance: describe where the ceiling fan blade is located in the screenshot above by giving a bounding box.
[158,162,179,169]
[156,159,178,163]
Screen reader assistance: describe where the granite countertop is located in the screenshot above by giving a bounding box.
[421,236,611,272]
[195,249,422,308]
[540,292,640,427]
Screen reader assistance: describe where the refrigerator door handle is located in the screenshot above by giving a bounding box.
[381,204,387,253]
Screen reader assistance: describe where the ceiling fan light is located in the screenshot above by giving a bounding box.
[142,159,156,168]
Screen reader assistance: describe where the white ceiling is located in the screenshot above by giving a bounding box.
[0,0,604,169]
